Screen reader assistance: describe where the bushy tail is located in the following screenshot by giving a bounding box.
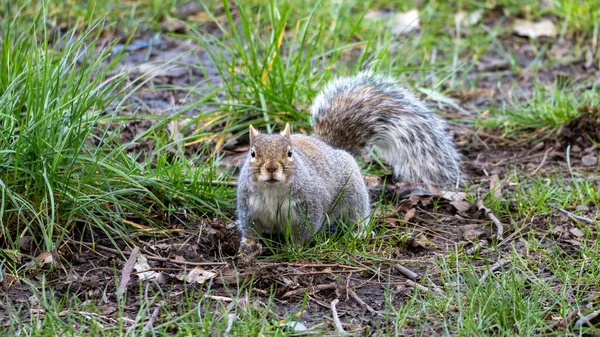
[310,71,461,185]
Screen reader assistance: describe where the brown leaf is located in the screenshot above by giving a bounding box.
[403,208,416,222]
[117,247,139,299]
[569,227,584,237]
[440,191,472,213]
[514,19,557,39]
[177,267,217,284]
[35,252,54,265]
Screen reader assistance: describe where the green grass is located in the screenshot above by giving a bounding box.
[478,81,600,137]
[1,0,600,336]
[0,3,234,263]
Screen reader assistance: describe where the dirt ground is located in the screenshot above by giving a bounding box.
[2,12,600,335]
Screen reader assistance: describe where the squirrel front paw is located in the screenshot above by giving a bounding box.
[236,237,264,267]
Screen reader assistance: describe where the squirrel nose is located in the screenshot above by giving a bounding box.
[265,163,279,173]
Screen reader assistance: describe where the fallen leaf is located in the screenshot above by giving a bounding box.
[403,208,416,221]
[364,176,381,189]
[177,267,216,284]
[569,227,584,237]
[117,247,139,299]
[280,321,308,332]
[35,252,54,265]
[454,10,483,26]
[134,254,160,281]
[440,191,472,213]
[391,10,420,35]
[582,155,597,166]
[514,19,556,39]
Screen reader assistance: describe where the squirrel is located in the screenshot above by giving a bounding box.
[235,71,461,255]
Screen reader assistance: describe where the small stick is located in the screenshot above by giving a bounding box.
[394,264,419,280]
[347,288,385,315]
[282,283,338,298]
[279,269,365,278]
[476,199,504,240]
[543,308,579,331]
[330,299,346,335]
[547,203,595,224]
[531,148,551,175]
[73,240,226,266]
[479,258,510,283]
[575,310,600,327]
[259,263,362,270]
[406,280,433,294]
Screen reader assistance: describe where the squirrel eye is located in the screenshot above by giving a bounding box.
[250,150,256,158]
[287,149,292,158]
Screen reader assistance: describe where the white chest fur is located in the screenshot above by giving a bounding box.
[248,186,296,233]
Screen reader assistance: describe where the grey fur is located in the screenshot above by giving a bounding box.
[311,71,462,185]
[237,134,369,245]
[237,71,462,247]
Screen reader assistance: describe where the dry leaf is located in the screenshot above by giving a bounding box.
[440,191,472,213]
[404,208,416,221]
[391,10,420,35]
[364,176,381,189]
[514,19,556,39]
[569,227,584,237]
[35,252,54,265]
[117,247,139,299]
[454,10,483,26]
[134,253,160,281]
[177,267,216,284]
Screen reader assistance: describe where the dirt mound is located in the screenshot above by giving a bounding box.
[558,106,600,149]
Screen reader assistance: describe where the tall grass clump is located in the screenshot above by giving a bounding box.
[187,0,378,136]
[0,5,234,256]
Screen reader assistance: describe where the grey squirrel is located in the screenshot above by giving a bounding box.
[235,71,461,254]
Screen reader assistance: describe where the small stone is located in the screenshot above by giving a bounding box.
[582,155,597,167]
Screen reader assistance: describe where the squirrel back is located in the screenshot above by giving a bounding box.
[311,71,461,185]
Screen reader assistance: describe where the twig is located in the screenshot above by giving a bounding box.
[547,203,595,224]
[543,308,579,331]
[259,262,361,269]
[279,269,365,278]
[476,199,504,240]
[347,288,385,316]
[479,258,510,283]
[143,307,160,331]
[531,148,552,174]
[575,310,600,327]
[117,247,139,299]
[393,264,419,280]
[73,240,226,266]
[330,299,346,335]
[282,282,338,298]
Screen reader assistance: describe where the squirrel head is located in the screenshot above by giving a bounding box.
[246,123,294,186]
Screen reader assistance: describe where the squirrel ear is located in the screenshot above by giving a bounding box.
[249,125,260,143]
[280,123,291,138]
